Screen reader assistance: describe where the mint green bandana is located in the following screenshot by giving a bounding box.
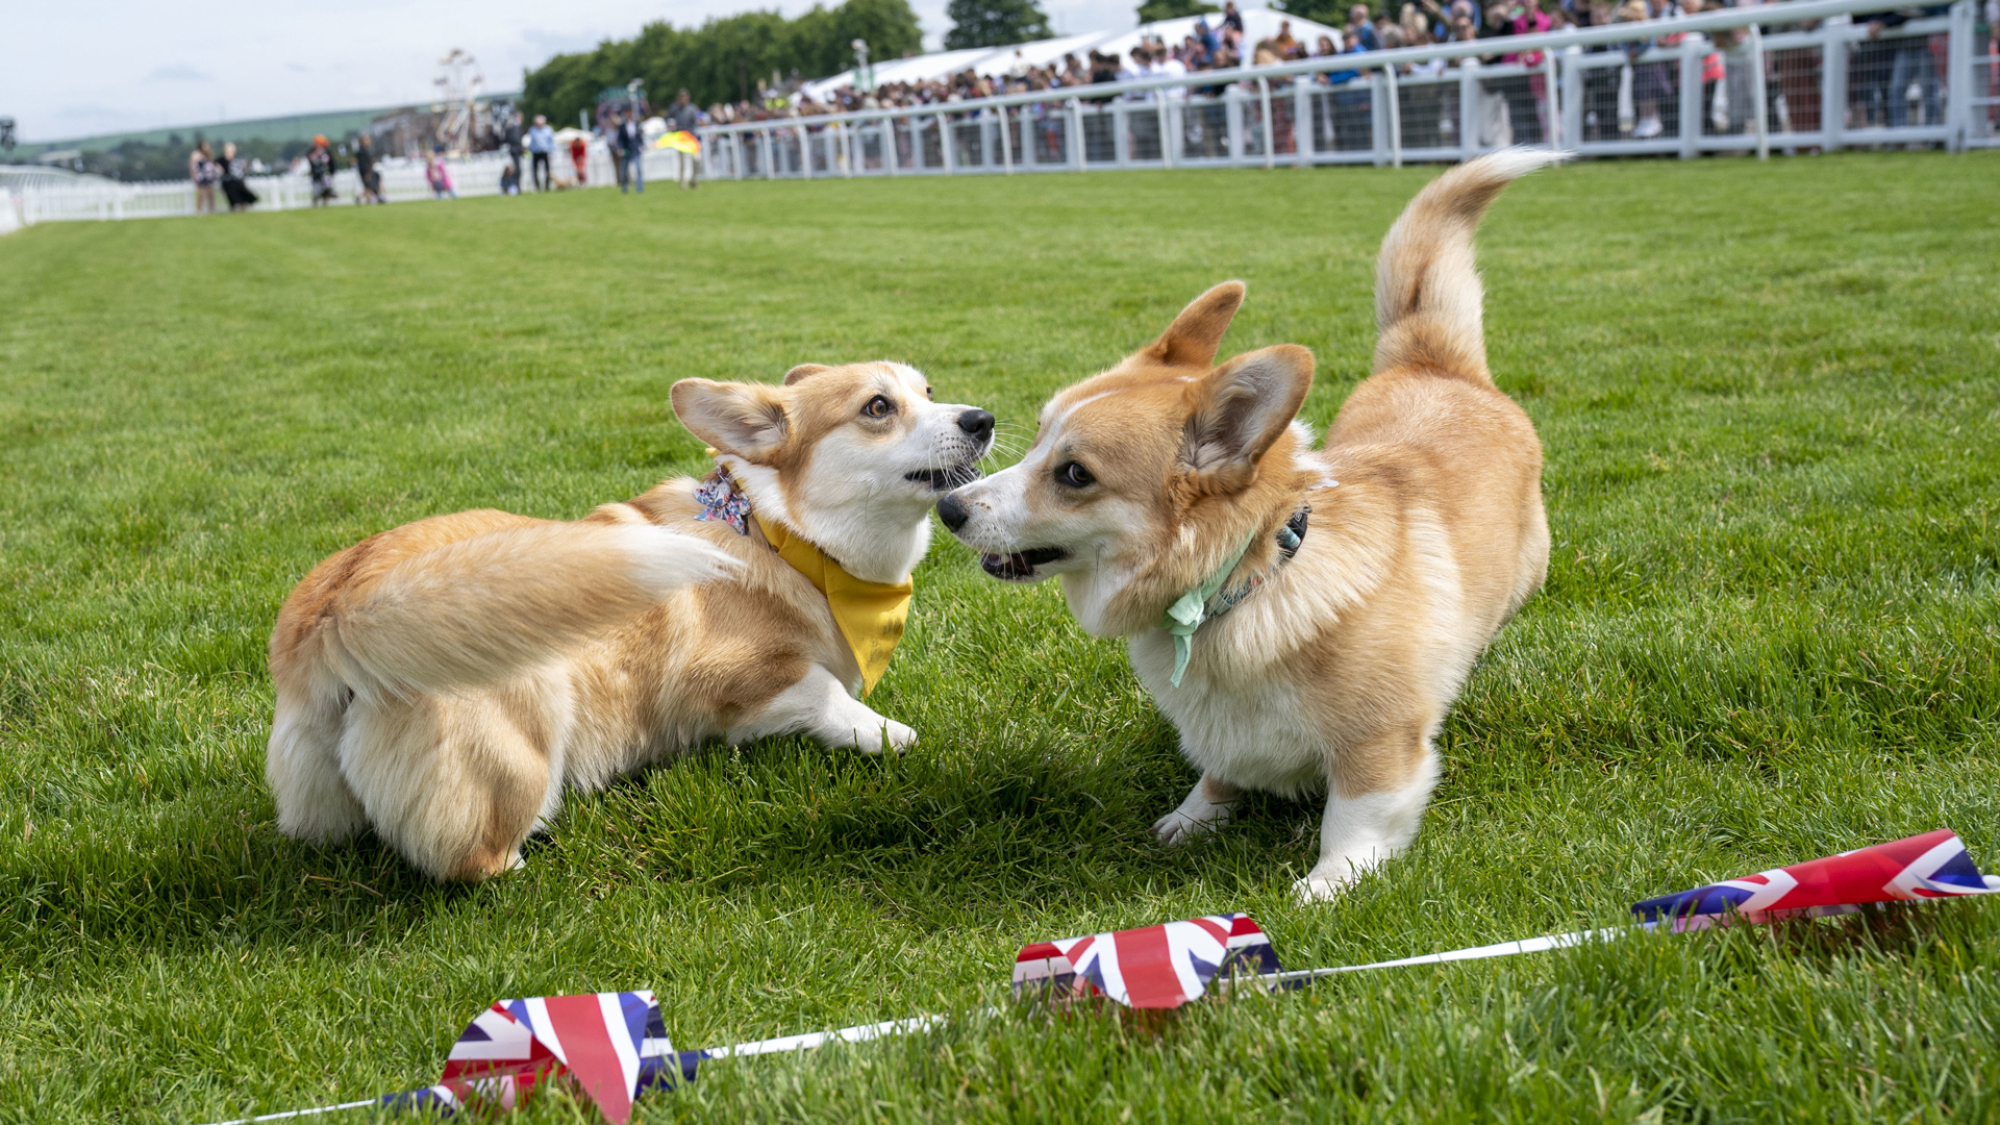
[1161,528,1261,688]
[1158,503,1316,688]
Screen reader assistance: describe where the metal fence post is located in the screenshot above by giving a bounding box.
[1562,52,1585,148]
[1822,23,1847,151]
[1227,88,1245,164]
[1748,23,1771,159]
[1947,0,1975,150]
[1680,34,1705,157]
[998,107,1014,172]
[1115,102,1132,167]
[1384,66,1403,166]
[1159,97,1176,168]
[1071,97,1087,170]
[1461,59,1482,160]
[1545,50,1563,150]
[1371,69,1391,166]
[1258,77,1277,168]
[939,114,956,175]
[1295,78,1312,165]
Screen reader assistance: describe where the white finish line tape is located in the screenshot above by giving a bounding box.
[1260,924,1640,988]
[199,926,1622,1124]
[199,1099,383,1124]
[707,1011,972,1057]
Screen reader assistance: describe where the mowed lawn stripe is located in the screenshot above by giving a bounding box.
[0,153,1995,1123]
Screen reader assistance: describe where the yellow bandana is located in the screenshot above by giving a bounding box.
[753,514,911,697]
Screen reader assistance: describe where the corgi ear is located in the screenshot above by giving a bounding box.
[783,364,831,385]
[1180,345,1314,493]
[670,379,790,463]
[1141,281,1246,369]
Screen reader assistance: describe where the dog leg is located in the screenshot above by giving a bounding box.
[1295,743,1440,904]
[727,665,916,753]
[1152,773,1244,846]
[340,694,553,881]
[268,686,368,844]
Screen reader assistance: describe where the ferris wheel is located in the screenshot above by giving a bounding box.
[432,49,484,154]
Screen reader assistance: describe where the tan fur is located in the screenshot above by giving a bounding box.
[944,150,1561,899]
[268,362,989,880]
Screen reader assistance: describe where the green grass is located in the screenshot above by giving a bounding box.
[2,153,1997,1124]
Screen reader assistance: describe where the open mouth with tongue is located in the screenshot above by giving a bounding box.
[980,546,1070,581]
[903,463,983,492]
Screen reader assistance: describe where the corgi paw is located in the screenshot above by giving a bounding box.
[863,719,917,755]
[1291,872,1356,904]
[1151,780,1238,846]
[1152,805,1227,847]
[1293,852,1384,904]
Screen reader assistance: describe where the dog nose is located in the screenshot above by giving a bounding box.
[936,491,970,533]
[957,409,995,441]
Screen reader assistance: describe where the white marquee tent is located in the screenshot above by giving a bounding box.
[798,7,1344,102]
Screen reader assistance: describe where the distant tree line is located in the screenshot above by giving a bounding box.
[942,0,1052,50]
[1135,0,1219,22]
[520,0,923,123]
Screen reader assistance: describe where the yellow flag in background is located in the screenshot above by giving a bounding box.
[656,131,701,155]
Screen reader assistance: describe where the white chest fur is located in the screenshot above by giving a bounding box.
[1127,627,1325,797]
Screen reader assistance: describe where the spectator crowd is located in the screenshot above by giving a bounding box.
[182,0,1975,208]
[694,0,1960,152]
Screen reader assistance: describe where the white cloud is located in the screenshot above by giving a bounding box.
[146,63,214,83]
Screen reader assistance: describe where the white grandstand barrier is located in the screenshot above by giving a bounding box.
[698,0,1985,178]
[0,140,712,229]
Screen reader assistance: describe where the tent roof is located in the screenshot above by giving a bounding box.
[1088,9,1343,65]
[801,46,1001,101]
[966,31,1113,78]
[793,8,1343,103]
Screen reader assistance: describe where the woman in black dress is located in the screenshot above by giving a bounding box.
[220,142,259,211]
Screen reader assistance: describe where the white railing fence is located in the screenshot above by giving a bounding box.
[697,0,1995,179]
[1,141,703,229]
[2,0,1991,233]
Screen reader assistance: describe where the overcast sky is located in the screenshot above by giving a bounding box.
[5,0,1144,143]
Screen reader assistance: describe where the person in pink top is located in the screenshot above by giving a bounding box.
[1510,0,1553,140]
[1509,0,1552,61]
[425,146,457,200]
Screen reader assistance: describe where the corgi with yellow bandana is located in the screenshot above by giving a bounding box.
[266,362,993,880]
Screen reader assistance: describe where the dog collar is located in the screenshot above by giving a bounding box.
[696,466,911,697]
[1161,504,1312,688]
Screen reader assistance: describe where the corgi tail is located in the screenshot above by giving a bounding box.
[1371,148,1565,381]
[305,521,741,698]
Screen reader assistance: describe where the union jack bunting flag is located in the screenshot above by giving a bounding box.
[1012,913,1284,1009]
[381,991,666,1124]
[1633,829,2000,930]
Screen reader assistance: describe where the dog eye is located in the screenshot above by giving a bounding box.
[862,395,895,418]
[924,386,933,400]
[1056,461,1095,488]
